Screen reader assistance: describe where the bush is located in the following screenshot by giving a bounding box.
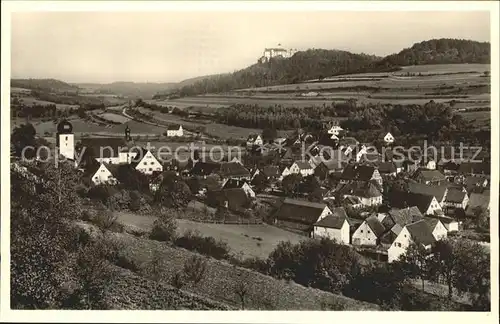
[174,230,231,260]
[149,215,177,242]
[183,255,208,287]
[92,210,119,232]
[170,271,186,290]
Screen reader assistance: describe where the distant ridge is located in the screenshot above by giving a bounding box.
[157,38,490,98]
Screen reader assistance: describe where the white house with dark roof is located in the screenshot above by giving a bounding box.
[79,137,136,165]
[352,215,387,246]
[289,161,314,177]
[131,148,163,175]
[443,188,469,210]
[247,134,263,147]
[383,132,394,144]
[166,124,183,137]
[424,217,448,240]
[313,207,351,244]
[274,198,332,235]
[388,219,436,263]
[327,125,343,136]
[222,179,255,198]
[86,163,119,185]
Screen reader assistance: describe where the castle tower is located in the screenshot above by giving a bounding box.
[56,120,74,160]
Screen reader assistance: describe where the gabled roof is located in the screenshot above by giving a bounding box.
[388,191,436,215]
[190,161,221,176]
[275,198,328,226]
[444,188,467,204]
[219,162,250,178]
[79,137,128,158]
[212,188,251,211]
[406,220,436,246]
[222,178,249,190]
[412,168,446,182]
[381,224,403,245]
[408,182,448,202]
[313,207,349,229]
[339,137,359,147]
[351,181,382,198]
[423,217,440,230]
[166,124,182,130]
[365,215,386,238]
[341,164,376,181]
[387,206,424,227]
[458,161,490,175]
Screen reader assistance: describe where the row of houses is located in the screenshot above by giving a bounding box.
[272,198,455,262]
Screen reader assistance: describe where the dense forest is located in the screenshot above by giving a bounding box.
[164,39,490,97]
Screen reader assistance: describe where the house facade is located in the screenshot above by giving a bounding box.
[327,125,343,136]
[90,163,118,185]
[388,220,436,263]
[289,161,314,177]
[384,132,394,144]
[247,135,263,147]
[351,216,386,246]
[312,207,350,244]
[134,150,163,175]
[166,125,183,137]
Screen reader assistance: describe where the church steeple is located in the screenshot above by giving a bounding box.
[125,125,131,141]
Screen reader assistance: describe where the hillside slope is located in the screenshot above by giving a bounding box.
[163,38,490,97]
[172,49,380,97]
[11,78,79,93]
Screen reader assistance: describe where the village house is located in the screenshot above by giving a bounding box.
[312,207,351,244]
[338,136,359,153]
[246,134,264,147]
[377,162,398,177]
[388,219,436,263]
[423,217,448,240]
[344,181,383,207]
[278,165,291,181]
[165,124,183,137]
[340,164,383,187]
[208,188,252,213]
[84,163,119,185]
[219,162,251,181]
[383,206,424,229]
[389,191,442,216]
[443,188,469,210]
[465,175,489,193]
[351,215,387,246]
[79,137,136,165]
[251,165,281,182]
[189,161,221,178]
[427,215,459,232]
[221,179,255,198]
[327,124,344,136]
[382,132,395,145]
[273,198,332,235]
[458,161,490,176]
[289,161,314,177]
[408,182,448,207]
[130,147,163,175]
[412,168,446,185]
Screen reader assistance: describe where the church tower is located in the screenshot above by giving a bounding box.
[56,120,74,160]
[125,125,131,141]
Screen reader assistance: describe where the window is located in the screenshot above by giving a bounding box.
[397,242,402,247]
[65,136,68,141]
[143,162,147,165]
[367,230,371,234]
[360,230,363,233]
[150,162,154,165]
[149,168,153,171]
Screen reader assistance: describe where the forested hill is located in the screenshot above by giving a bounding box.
[171,49,381,97]
[164,38,490,97]
[370,38,490,68]
[11,78,80,93]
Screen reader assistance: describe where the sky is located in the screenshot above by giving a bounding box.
[11,11,491,84]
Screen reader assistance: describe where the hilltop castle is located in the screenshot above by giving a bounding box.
[259,44,297,63]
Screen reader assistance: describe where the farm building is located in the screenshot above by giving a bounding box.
[222,179,255,198]
[84,163,119,186]
[388,191,442,215]
[411,168,446,185]
[443,188,469,210]
[274,198,332,235]
[384,206,424,228]
[351,215,386,246]
[165,124,183,137]
[219,162,251,181]
[246,134,263,147]
[388,220,436,263]
[408,182,448,206]
[189,161,222,178]
[340,164,383,186]
[130,147,163,175]
[426,215,459,233]
[312,207,351,244]
[289,161,314,177]
[423,217,448,240]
